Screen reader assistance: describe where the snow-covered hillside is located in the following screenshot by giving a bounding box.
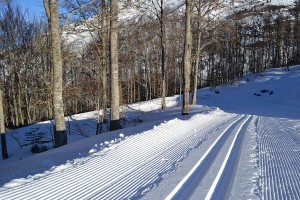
[0,65,299,199]
[62,0,297,54]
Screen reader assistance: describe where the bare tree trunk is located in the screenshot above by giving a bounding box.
[12,85,18,126]
[25,94,32,124]
[96,0,108,135]
[182,0,192,115]
[0,89,8,159]
[148,53,152,100]
[101,0,108,123]
[44,0,67,147]
[133,64,136,102]
[160,0,166,110]
[109,0,121,131]
[191,32,202,105]
[16,77,24,125]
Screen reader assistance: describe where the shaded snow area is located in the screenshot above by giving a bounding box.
[1,66,300,199]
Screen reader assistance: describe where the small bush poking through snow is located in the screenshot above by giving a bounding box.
[31,145,48,153]
[254,89,274,96]
[260,89,269,93]
[24,128,52,153]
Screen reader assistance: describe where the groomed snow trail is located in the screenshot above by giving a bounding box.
[258,117,300,200]
[166,115,253,200]
[204,115,251,200]
[2,112,299,199]
[229,116,260,200]
[0,110,239,199]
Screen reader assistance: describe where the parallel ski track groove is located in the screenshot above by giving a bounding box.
[5,120,189,199]
[258,118,300,200]
[166,115,248,200]
[1,112,238,199]
[95,139,192,199]
[204,115,251,200]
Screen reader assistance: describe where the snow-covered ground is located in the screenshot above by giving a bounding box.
[0,65,300,199]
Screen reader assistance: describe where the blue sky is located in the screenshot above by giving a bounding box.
[14,0,45,17]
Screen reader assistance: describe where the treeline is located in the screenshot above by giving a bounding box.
[0,0,299,129]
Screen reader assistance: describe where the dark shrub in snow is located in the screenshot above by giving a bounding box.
[25,128,52,153]
[260,89,269,93]
[31,144,48,153]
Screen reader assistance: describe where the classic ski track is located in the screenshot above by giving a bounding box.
[258,118,300,200]
[227,115,260,199]
[1,112,239,199]
[205,115,251,200]
[166,115,249,200]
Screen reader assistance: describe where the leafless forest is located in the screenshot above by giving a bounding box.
[0,0,299,128]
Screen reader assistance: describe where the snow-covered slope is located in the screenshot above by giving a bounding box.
[62,0,297,54]
[200,66,300,119]
[0,65,299,199]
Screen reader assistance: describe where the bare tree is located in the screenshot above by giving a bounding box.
[44,0,67,147]
[110,0,121,131]
[101,0,108,123]
[158,0,167,110]
[0,9,8,157]
[0,2,8,157]
[182,0,192,115]
[61,0,110,134]
[0,86,8,159]
[133,0,171,110]
[191,0,225,104]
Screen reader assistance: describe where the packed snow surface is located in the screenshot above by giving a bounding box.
[1,65,300,199]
